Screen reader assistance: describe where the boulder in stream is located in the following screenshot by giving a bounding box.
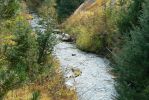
[60,33,73,42]
[71,68,82,77]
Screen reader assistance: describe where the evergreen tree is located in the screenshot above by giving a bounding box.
[114,0,149,99]
[117,0,143,35]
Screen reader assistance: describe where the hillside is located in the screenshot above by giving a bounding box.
[73,0,116,15]
[63,0,120,54]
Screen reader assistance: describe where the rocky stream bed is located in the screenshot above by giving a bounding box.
[30,13,116,100]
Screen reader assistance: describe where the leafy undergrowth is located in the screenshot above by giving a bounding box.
[4,58,77,100]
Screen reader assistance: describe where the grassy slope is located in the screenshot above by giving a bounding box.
[63,0,119,54]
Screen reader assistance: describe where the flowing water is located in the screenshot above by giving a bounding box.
[30,13,116,100]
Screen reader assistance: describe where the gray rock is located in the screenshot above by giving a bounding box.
[72,54,76,56]
[60,33,73,42]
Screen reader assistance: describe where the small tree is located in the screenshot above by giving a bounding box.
[37,14,56,64]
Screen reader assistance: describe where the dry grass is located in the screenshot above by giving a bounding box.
[63,0,119,53]
[4,58,77,100]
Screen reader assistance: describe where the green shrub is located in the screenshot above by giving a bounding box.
[75,26,102,53]
[0,0,20,19]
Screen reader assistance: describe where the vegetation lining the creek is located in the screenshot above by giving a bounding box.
[0,0,149,99]
[0,0,77,99]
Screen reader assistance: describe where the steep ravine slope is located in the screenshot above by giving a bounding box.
[63,0,118,54]
[66,0,116,22]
